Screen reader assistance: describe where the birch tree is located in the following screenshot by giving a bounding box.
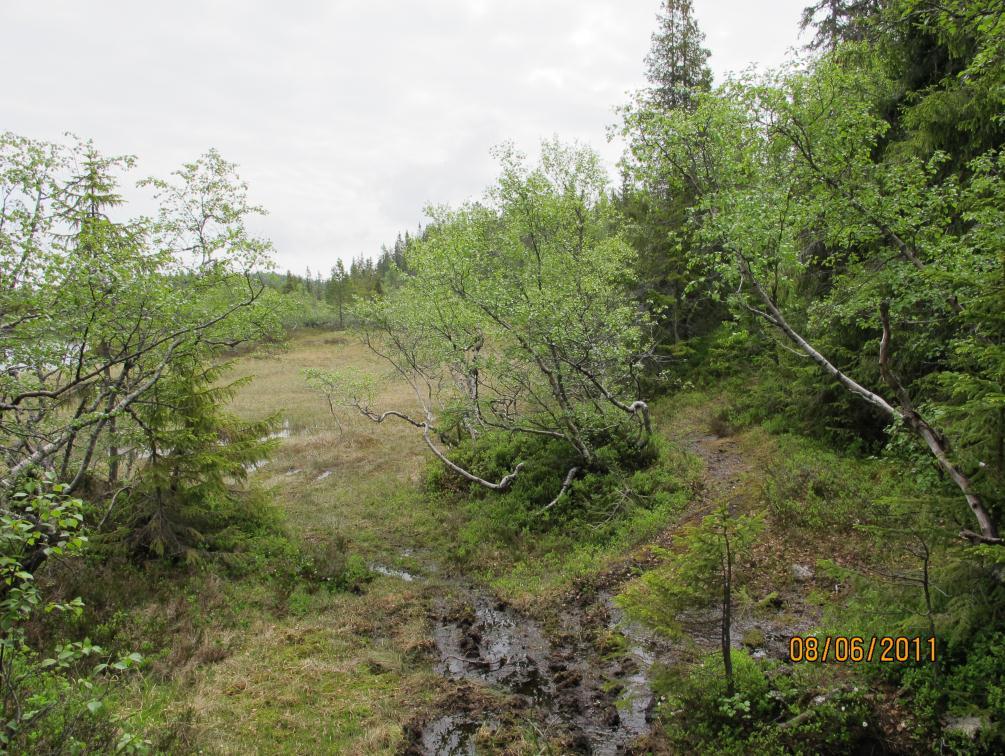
[632,51,1003,543]
[310,141,655,502]
[1,134,279,569]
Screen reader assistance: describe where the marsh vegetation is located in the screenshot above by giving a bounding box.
[3,0,1005,753]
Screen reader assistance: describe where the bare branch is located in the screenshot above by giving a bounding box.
[540,466,580,511]
[421,423,523,491]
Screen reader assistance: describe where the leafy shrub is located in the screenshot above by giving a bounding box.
[295,533,372,592]
[422,424,694,584]
[438,428,661,515]
[754,435,895,532]
[698,335,891,453]
[1,479,146,753]
[875,627,1005,750]
[429,429,686,561]
[651,652,877,754]
[216,524,372,594]
[702,326,764,379]
[815,518,1005,751]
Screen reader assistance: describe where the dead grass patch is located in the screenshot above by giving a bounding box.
[102,330,456,752]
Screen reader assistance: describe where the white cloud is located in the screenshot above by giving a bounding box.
[1,0,806,272]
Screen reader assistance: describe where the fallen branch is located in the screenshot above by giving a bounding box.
[959,529,1004,546]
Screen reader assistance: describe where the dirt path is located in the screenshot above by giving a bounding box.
[677,420,821,663]
[688,433,750,501]
[398,416,768,755]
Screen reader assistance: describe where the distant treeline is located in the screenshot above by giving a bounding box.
[261,231,419,329]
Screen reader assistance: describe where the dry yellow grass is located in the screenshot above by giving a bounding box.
[114,330,459,754]
[225,330,438,554]
[183,587,440,754]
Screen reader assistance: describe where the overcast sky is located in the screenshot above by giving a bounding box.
[2,1,808,272]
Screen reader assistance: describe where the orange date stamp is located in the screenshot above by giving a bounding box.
[788,635,937,663]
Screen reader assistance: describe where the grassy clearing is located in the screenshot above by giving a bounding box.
[225,331,443,559]
[65,330,459,753]
[46,330,715,752]
[80,328,691,752]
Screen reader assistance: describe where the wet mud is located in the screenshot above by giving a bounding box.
[413,583,662,755]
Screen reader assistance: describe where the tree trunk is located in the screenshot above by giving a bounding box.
[108,414,119,485]
[722,523,735,698]
[739,258,999,544]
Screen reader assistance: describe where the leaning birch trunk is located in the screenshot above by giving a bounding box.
[738,257,1000,544]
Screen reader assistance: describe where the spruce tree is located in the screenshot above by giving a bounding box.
[622,1,720,349]
[125,359,275,560]
[644,0,713,112]
[800,0,882,51]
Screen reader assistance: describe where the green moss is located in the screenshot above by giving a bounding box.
[757,592,783,610]
[742,628,766,649]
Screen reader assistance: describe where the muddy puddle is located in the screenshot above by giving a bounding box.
[240,420,291,474]
[420,713,483,755]
[602,594,662,741]
[370,563,418,582]
[422,586,660,755]
[433,595,554,705]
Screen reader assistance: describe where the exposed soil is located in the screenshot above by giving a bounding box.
[402,418,820,754]
[394,572,661,754]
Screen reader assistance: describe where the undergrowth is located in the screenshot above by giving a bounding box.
[649,651,879,755]
[622,374,1005,754]
[428,425,698,592]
